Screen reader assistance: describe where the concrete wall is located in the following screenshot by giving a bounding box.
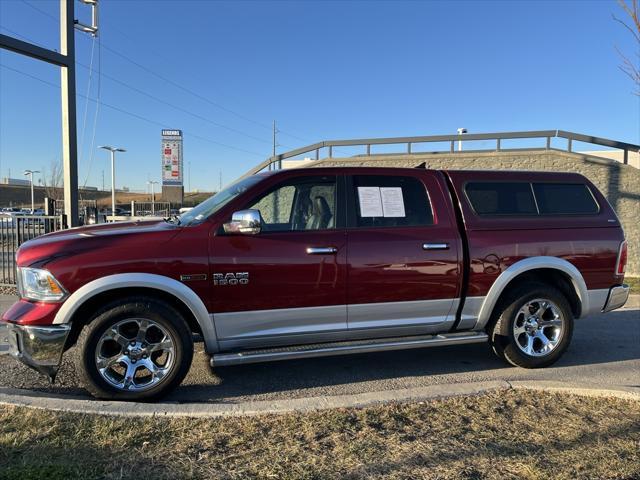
[0,184,106,208]
[309,149,640,276]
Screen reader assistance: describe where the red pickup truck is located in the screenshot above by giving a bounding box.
[0,167,629,400]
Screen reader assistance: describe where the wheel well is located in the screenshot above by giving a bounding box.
[493,268,582,320]
[64,287,203,349]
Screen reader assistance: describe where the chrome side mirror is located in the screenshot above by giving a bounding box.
[223,209,262,235]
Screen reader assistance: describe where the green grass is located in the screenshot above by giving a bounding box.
[1,390,639,480]
[625,276,640,293]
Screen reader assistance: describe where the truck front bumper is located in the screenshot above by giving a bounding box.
[603,284,630,313]
[0,321,71,380]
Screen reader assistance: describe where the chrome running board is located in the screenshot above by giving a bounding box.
[211,331,488,367]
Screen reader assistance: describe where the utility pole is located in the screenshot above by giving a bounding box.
[272,120,280,170]
[0,0,98,227]
[188,161,191,193]
[101,170,105,191]
[60,1,79,226]
[219,171,222,192]
[24,169,40,213]
[99,146,126,217]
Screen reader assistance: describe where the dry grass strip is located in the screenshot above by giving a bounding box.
[1,389,638,479]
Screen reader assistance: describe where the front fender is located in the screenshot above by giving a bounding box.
[52,273,218,353]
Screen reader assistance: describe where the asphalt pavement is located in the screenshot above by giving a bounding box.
[0,294,638,404]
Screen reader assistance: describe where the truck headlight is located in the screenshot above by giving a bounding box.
[17,267,67,302]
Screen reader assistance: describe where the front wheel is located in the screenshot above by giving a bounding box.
[75,296,194,401]
[489,283,574,368]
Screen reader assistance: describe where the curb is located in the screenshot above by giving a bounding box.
[0,380,638,418]
[508,381,640,402]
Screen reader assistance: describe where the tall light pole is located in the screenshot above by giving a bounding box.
[23,169,40,213]
[99,146,126,217]
[457,128,467,151]
[147,180,159,216]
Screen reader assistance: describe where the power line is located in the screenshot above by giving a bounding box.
[0,63,264,157]
[82,33,102,188]
[78,35,97,169]
[0,24,275,147]
[86,63,274,145]
[20,0,57,22]
[3,12,347,159]
[18,0,311,144]
[0,24,268,154]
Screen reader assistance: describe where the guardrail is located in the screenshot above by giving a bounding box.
[0,214,65,285]
[243,129,640,179]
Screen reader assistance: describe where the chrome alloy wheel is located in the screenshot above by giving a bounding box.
[95,318,175,392]
[512,298,564,357]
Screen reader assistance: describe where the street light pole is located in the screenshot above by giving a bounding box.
[147,180,158,216]
[23,169,40,213]
[457,128,467,151]
[99,146,126,218]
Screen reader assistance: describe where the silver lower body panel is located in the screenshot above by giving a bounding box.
[211,331,488,367]
[0,321,71,380]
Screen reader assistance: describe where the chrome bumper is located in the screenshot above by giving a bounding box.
[0,322,71,380]
[603,284,630,313]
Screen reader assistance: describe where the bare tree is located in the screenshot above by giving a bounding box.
[42,159,63,201]
[613,0,640,95]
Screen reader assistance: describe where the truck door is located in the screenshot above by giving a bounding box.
[345,172,461,335]
[210,174,347,350]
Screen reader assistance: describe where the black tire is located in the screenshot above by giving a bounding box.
[488,282,574,368]
[75,296,194,401]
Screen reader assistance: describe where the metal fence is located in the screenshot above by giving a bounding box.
[0,214,65,285]
[242,129,640,179]
[54,198,97,216]
[131,201,171,218]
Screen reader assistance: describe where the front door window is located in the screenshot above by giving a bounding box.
[248,177,337,232]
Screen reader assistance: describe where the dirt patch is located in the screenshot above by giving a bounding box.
[0,390,638,480]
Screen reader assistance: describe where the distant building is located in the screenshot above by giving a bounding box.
[1,177,31,187]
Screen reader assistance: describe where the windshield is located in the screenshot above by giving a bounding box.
[177,175,263,225]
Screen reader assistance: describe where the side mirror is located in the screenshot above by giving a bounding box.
[223,209,262,235]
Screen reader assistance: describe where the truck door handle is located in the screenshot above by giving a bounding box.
[306,247,338,255]
[422,243,449,250]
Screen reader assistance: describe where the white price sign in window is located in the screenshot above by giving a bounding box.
[380,187,405,217]
[357,187,384,217]
[357,187,406,218]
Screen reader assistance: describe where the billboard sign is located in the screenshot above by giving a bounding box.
[161,129,183,186]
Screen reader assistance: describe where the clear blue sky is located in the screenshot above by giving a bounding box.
[1,0,638,192]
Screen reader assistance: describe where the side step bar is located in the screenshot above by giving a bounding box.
[211,331,488,367]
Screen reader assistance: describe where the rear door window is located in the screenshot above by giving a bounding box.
[532,183,599,215]
[350,175,433,228]
[465,182,537,216]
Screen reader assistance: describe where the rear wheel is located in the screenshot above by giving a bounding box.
[489,283,573,368]
[75,296,193,401]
